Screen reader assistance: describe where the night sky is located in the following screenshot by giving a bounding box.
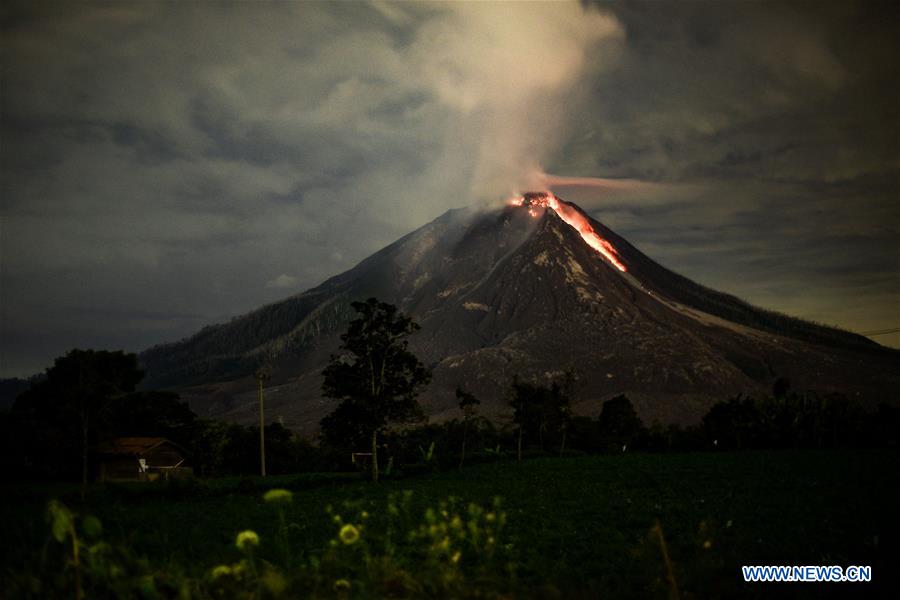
[2,1,898,378]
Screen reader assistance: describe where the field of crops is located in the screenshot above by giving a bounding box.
[3,450,895,598]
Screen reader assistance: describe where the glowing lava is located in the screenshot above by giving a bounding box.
[509,192,627,272]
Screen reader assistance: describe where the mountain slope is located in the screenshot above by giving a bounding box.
[140,197,899,435]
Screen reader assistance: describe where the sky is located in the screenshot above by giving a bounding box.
[1,0,898,378]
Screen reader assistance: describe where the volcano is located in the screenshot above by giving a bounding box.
[140,195,899,435]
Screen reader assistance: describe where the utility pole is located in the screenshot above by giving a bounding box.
[255,369,271,477]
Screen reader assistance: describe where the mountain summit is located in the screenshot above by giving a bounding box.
[140,195,899,435]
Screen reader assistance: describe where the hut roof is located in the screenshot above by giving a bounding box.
[95,437,185,457]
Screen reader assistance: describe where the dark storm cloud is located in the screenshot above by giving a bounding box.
[1,1,897,376]
[0,1,623,375]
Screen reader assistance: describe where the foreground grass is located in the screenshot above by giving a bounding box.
[2,450,897,598]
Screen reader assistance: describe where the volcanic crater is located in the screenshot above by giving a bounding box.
[140,195,900,436]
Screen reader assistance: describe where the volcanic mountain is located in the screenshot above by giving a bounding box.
[140,194,899,436]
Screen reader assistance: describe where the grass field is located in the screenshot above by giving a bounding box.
[3,450,897,598]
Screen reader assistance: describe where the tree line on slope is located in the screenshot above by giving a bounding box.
[2,299,897,483]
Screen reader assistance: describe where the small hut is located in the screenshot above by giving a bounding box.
[95,437,192,482]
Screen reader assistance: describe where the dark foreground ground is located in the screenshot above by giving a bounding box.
[2,450,897,598]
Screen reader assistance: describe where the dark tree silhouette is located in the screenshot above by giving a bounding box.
[14,349,143,497]
[456,386,480,469]
[701,395,760,450]
[550,380,573,456]
[509,377,575,459]
[320,298,430,481]
[509,378,548,460]
[772,377,791,399]
[509,377,532,461]
[597,394,646,452]
[104,390,195,445]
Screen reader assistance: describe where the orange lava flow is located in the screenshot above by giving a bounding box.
[508,192,627,272]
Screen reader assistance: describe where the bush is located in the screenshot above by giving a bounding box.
[236,477,256,495]
[21,490,516,599]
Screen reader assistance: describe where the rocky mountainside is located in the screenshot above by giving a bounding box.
[140,196,900,436]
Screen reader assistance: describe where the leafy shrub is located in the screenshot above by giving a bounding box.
[22,490,515,599]
[7,500,195,598]
[236,477,256,495]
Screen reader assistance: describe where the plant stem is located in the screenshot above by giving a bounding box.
[371,429,379,482]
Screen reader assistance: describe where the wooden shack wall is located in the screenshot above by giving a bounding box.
[144,444,186,467]
[100,458,141,481]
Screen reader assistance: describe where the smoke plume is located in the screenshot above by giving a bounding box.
[408,2,624,200]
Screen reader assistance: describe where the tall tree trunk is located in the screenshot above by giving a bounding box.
[559,423,567,457]
[517,426,523,462]
[80,421,89,502]
[459,418,469,470]
[371,429,379,483]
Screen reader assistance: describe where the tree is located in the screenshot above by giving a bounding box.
[509,377,543,461]
[14,349,143,497]
[456,386,480,469]
[597,395,646,452]
[550,381,573,456]
[772,377,791,400]
[104,390,196,446]
[320,298,430,482]
[188,419,231,478]
[509,375,575,460]
[700,395,760,450]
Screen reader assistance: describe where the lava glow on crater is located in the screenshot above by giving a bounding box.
[508,192,627,272]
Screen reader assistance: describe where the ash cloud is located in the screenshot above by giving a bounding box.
[405,2,624,198]
[1,1,897,375]
[0,1,623,375]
